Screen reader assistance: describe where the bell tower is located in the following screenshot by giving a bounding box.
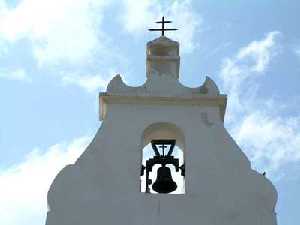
[147,16,179,80]
[146,36,180,80]
[46,17,278,225]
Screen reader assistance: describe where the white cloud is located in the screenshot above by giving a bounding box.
[0,38,8,56]
[220,31,281,120]
[121,0,161,34]
[121,0,201,53]
[219,31,300,177]
[221,31,280,93]
[0,0,128,89]
[237,31,280,72]
[61,73,112,93]
[0,0,110,66]
[295,46,300,58]
[0,136,91,225]
[231,112,300,173]
[0,68,31,82]
[165,0,202,53]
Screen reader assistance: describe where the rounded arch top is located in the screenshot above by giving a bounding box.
[142,122,185,150]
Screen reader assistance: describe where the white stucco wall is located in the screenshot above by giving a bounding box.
[45,36,277,225]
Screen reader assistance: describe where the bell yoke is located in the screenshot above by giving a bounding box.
[141,140,185,194]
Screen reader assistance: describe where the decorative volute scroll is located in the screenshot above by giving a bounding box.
[106,37,219,96]
[106,73,219,96]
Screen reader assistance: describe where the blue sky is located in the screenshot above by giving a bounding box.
[0,0,299,224]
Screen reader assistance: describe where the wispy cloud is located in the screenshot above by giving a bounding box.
[220,31,281,120]
[221,31,280,92]
[0,38,8,56]
[220,31,300,176]
[0,0,110,66]
[121,0,201,53]
[0,68,31,82]
[121,0,161,34]
[295,46,300,58]
[61,73,112,93]
[231,112,300,173]
[0,0,130,90]
[0,136,90,225]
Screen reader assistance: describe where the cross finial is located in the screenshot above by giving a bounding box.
[149,16,178,36]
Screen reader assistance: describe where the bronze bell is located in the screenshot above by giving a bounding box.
[152,166,177,193]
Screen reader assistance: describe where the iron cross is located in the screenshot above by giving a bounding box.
[149,16,178,36]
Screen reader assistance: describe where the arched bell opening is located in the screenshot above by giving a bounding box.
[140,123,185,194]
